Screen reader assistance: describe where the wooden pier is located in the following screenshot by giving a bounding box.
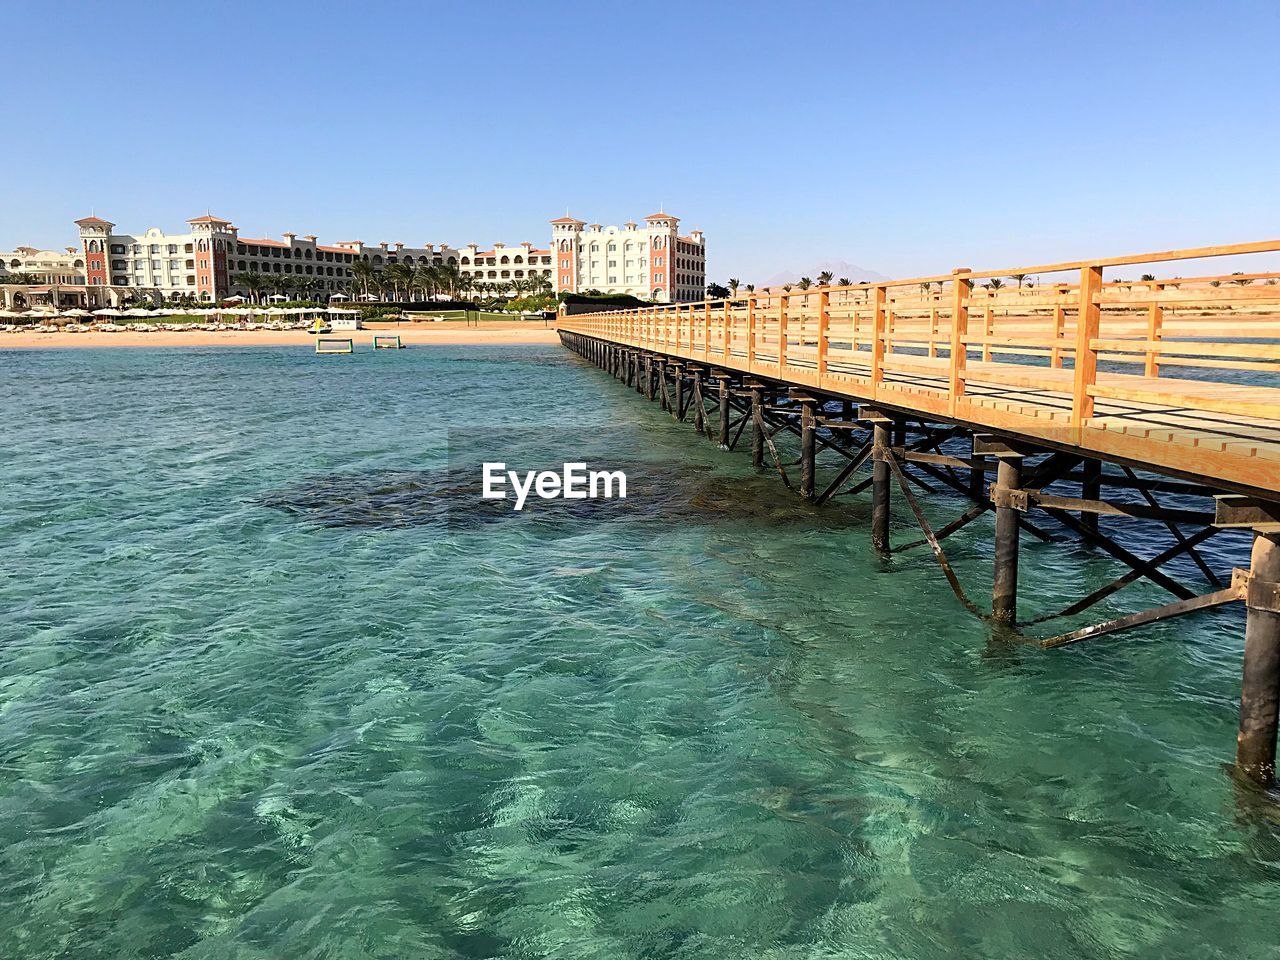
[557,241,1280,791]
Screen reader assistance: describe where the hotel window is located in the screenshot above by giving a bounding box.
[150,245,160,254]
[608,260,616,267]
[132,244,141,254]
[169,260,179,270]
[561,259,570,268]
[608,276,617,284]
[151,260,161,271]
[167,244,178,254]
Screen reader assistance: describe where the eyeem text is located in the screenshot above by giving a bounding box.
[481,462,627,511]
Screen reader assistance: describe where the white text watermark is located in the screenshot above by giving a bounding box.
[481,462,627,511]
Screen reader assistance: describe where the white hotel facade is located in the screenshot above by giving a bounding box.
[1,210,706,308]
[551,213,705,302]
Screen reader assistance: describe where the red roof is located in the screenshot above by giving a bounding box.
[316,245,351,254]
[187,214,231,224]
[550,216,586,224]
[240,237,288,247]
[644,212,678,221]
[75,216,112,226]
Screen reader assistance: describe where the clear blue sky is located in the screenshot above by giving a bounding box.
[4,0,1277,283]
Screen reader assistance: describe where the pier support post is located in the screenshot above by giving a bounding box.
[645,357,654,401]
[673,367,685,422]
[992,456,1024,625]
[692,370,705,434]
[718,378,731,448]
[1081,459,1102,535]
[750,387,765,470]
[658,361,669,412]
[800,400,817,499]
[970,443,987,502]
[1237,531,1280,786]
[871,421,892,554]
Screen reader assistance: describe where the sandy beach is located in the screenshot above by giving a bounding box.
[0,320,560,349]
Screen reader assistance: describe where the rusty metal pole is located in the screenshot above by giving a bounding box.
[718,379,730,448]
[800,401,817,499]
[1237,531,1280,786]
[750,387,765,470]
[692,370,705,434]
[992,456,1023,625]
[970,445,987,503]
[871,422,891,554]
[1081,459,1102,535]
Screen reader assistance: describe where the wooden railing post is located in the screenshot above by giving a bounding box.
[722,299,731,361]
[870,284,887,395]
[817,288,830,379]
[703,301,711,358]
[1071,264,1104,436]
[947,269,972,416]
[1144,281,1164,377]
[746,296,756,365]
[1050,289,1066,368]
[778,293,789,369]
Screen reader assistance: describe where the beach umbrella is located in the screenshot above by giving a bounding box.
[61,308,91,317]
[329,293,350,301]
[93,308,124,318]
[267,294,287,302]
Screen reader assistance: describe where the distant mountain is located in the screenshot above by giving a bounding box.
[760,260,889,288]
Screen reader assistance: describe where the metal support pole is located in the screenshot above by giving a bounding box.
[992,456,1023,625]
[1238,531,1280,786]
[970,452,987,502]
[673,368,684,422]
[645,357,654,401]
[692,371,705,434]
[872,422,891,554]
[751,388,765,470]
[718,379,730,448]
[1081,459,1102,535]
[800,401,817,499]
[659,362,669,412]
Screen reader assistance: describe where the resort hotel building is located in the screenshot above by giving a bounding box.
[1,209,706,309]
[551,212,706,302]
[1,214,555,310]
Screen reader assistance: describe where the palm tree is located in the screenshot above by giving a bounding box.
[817,270,833,287]
[1009,274,1028,289]
[351,260,377,299]
[984,278,1004,290]
[1140,274,1156,282]
[838,277,851,288]
[386,263,414,299]
[728,278,740,296]
[1231,272,1252,286]
[232,271,268,304]
[745,284,755,293]
[797,277,813,290]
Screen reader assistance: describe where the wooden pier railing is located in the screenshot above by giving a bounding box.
[559,241,1280,497]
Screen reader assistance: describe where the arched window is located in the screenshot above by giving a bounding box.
[461,257,470,265]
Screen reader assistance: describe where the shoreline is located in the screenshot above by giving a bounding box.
[0,321,561,349]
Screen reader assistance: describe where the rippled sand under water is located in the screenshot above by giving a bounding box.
[1,344,1277,959]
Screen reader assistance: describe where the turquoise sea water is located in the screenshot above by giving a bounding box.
[1,344,1277,960]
